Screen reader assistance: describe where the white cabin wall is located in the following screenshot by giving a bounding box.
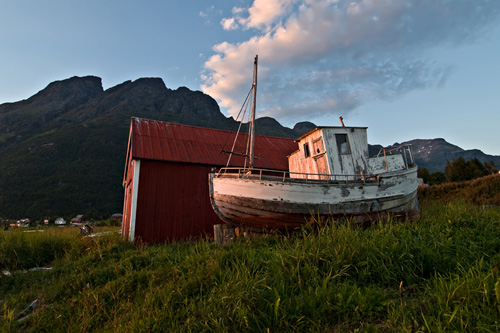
[288,129,332,179]
[289,127,371,179]
[347,129,369,174]
[288,151,307,178]
[323,128,369,176]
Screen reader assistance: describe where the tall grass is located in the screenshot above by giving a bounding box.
[1,202,500,331]
[0,228,77,271]
[419,173,500,206]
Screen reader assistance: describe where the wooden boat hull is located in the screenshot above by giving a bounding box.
[209,167,419,230]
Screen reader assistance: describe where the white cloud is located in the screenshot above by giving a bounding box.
[221,17,238,31]
[232,7,245,15]
[240,0,295,30]
[202,0,500,123]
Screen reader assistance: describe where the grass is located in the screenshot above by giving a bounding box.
[419,173,500,206]
[1,203,500,332]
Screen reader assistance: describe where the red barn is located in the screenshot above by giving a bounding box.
[122,117,297,243]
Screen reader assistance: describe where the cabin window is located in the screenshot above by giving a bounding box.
[335,134,351,154]
[312,138,324,155]
[303,143,310,158]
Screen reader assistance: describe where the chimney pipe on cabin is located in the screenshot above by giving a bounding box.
[339,116,345,127]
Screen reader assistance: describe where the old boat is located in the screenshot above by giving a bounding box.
[209,56,419,230]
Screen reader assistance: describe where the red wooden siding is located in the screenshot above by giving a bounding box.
[122,117,299,243]
[134,160,221,243]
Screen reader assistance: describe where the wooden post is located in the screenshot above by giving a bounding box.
[214,224,235,245]
[214,224,222,244]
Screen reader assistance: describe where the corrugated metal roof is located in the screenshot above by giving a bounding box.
[129,117,297,170]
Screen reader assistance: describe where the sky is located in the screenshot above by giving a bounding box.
[1,0,500,155]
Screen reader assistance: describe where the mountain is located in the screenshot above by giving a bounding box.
[1,76,497,220]
[392,139,500,173]
[368,139,500,173]
[0,76,315,220]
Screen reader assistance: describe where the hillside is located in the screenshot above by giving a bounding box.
[0,76,315,220]
[418,173,500,206]
[1,75,498,220]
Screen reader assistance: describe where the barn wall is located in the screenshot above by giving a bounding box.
[121,156,135,240]
[133,160,221,243]
[122,159,141,241]
[122,185,132,240]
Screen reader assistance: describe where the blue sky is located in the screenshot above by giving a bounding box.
[1,0,500,155]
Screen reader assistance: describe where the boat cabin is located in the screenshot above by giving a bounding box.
[288,127,409,181]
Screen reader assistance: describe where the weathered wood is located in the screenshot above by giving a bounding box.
[209,166,419,230]
[214,224,235,245]
[214,224,222,244]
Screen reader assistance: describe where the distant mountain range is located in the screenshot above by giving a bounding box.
[394,139,499,173]
[0,76,498,220]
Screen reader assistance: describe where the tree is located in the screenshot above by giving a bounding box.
[484,161,499,174]
[445,157,492,182]
[429,172,446,185]
[417,167,430,184]
[466,158,488,180]
[445,157,467,182]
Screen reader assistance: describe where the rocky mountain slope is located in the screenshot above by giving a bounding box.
[0,76,314,220]
[0,75,498,220]
[396,139,500,172]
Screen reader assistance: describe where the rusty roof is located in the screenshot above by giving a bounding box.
[127,117,297,170]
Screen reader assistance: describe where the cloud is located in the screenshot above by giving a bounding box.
[240,0,295,30]
[221,17,238,31]
[199,5,222,25]
[201,0,500,123]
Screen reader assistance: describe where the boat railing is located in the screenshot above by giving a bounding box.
[215,167,379,184]
[370,144,415,173]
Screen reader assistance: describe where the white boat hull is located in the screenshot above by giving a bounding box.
[209,167,419,230]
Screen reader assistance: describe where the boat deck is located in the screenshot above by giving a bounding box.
[215,167,381,185]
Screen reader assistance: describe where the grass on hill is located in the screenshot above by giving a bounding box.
[418,173,500,206]
[1,199,500,332]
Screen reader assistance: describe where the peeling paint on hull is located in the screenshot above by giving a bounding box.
[209,166,419,230]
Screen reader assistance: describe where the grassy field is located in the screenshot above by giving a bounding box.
[2,197,500,331]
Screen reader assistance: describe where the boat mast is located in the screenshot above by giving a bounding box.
[249,55,258,170]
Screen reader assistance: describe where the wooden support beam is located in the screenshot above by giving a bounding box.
[214,224,235,245]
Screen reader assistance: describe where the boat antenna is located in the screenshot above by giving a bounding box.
[249,55,258,170]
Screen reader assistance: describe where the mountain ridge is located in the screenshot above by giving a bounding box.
[0,76,315,220]
[0,75,498,220]
[395,138,500,172]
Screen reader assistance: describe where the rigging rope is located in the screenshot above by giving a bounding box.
[224,85,254,169]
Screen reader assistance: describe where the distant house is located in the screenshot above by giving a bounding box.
[55,217,66,225]
[70,215,84,225]
[121,117,297,243]
[111,213,123,220]
[19,218,30,227]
